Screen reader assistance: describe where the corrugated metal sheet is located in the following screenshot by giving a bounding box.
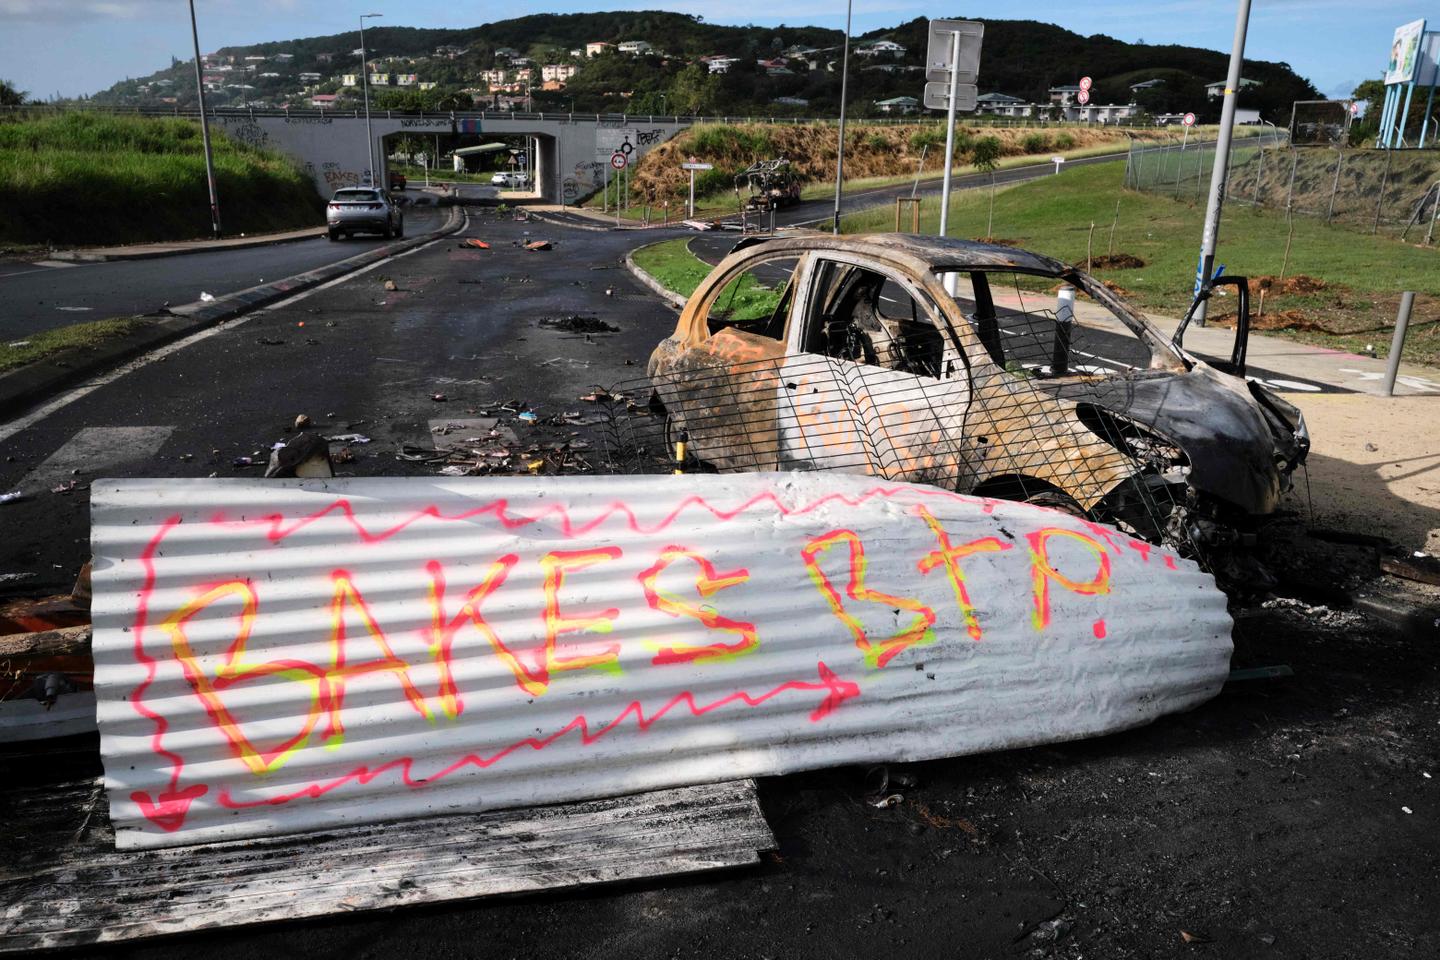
[91,474,1232,849]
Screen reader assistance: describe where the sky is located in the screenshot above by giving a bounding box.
[0,0,1432,101]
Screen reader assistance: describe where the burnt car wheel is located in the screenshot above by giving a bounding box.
[1023,490,1087,518]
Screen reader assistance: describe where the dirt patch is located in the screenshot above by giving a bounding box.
[1100,279,1133,297]
[1210,308,1338,332]
[1089,252,1146,269]
[1247,274,1331,296]
[539,315,619,334]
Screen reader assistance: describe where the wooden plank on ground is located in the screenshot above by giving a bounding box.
[0,779,773,953]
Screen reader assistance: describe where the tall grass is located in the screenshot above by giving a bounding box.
[0,112,325,245]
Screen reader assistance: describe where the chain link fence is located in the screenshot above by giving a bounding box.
[1126,132,1440,240]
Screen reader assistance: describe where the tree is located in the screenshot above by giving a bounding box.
[971,136,1002,173]
[0,79,27,106]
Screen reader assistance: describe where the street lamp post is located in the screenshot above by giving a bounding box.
[187,0,221,238]
[831,0,853,235]
[359,13,382,186]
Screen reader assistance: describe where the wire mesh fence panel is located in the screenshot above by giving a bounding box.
[580,341,1203,560]
[1126,133,1440,237]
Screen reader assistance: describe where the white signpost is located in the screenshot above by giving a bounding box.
[925,18,985,259]
[1050,155,1066,175]
[681,159,713,218]
[1181,111,1196,148]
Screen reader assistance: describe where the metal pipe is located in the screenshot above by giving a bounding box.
[360,13,382,187]
[187,0,221,238]
[1193,0,1252,327]
[1382,292,1415,396]
[937,28,962,239]
[830,0,853,235]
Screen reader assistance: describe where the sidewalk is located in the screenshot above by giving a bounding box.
[48,225,326,263]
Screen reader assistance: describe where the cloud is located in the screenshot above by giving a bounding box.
[0,0,158,21]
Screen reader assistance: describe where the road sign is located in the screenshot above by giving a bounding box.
[1050,156,1066,174]
[923,81,978,112]
[681,162,714,171]
[1079,76,1093,91]
[925,19,984,83]
[610,152,627,170]
[1182,112,1197,127]
[1077,88,1090,105]
[620,138,634,156]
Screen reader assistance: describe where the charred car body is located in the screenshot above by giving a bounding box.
[647,234,1308,550]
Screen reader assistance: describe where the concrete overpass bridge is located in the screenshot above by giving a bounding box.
[201,109,697,203]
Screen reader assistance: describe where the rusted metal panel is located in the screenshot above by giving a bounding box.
[91,474,1231,850]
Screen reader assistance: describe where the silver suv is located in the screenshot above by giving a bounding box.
[326,188,404,240]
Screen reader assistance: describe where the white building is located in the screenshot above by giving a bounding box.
[585,42,613,58]
[875,95,920,114]
[1049,84,1082,106]
[542,63,578,82]
[396,74,417,86]
[370,73,391,86]
[705,56,740,74]
[975,92,1034,118]
[857,40,906,57]
[617,40,654,56]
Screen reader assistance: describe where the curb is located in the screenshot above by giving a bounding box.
[0,205,465,418]
[48,227,330,263]
[624,240,690,312]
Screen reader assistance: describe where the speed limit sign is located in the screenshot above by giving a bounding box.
[610,152,627,170]
[1182,112,1197,127]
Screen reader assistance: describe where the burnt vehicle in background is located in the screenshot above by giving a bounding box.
[647,234,1309,550]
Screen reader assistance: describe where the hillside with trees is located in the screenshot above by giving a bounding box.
[82,11,1317,122]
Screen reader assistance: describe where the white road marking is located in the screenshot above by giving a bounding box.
[0,221,461,444]
[33,260,79,269]
[18,425,174,489]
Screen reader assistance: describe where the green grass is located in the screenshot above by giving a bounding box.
[841,157,1440,366]
[631,237,714,298]
[0,112,325,245]
[0,316,152,373]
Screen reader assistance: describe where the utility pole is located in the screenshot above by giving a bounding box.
[187,0,221,238]
[360,13,383,187]
[1193,0,1251,326]
[831,0,853,234]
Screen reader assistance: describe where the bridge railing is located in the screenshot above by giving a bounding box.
[0,103,1176,130]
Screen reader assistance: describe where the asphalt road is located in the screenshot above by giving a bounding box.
[0,203,447,340]
[1,212,1435,960]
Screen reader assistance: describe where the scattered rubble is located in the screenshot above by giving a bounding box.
[540,315,619,334]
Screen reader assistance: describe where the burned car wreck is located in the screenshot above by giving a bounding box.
[647,234,1309,549]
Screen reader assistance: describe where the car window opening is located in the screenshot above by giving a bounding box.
[938,269,1155,378]
[806,260,952,381]
[706,256,800,341]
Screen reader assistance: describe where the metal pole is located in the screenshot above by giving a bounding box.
[1193,0,1251,326]
[360,13,382,186]
[830,0,853,234]
[1382,292,1415,396]
[937,28,962,239]
[688,168,695,218]
[187,0,221,238]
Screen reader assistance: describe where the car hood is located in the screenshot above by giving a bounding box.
[1044,362,1288,515]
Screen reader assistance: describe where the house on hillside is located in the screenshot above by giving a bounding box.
[1049,84,1082,106]
[875,95,920,114]
[310,93,339,107]
[435,45,465,58]
[274,53,294,62]
[494,47,521,59]
[773,96,810,107]
[542,64,578,82]
[481,69,508,85]
[299,72,322,82]
[617,40,654,56]
[341,74,358,87]
[1067,102,1140,123]
[857,40,906,58]
[1130,78,1165,91]
[1205,77,1261,98]
[704,56,740,74]
[975,92,1034,117]
[585,42,613,57]
[396,74,417,86]
[316,53,334,64]
[418,81,437,91]
[370,73,391,86]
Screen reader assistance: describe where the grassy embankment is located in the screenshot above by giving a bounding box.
[632,158,1439,366]
[841,157,1440,365]
[0,112,325,247]
[584,122,1255,221]
[0,317,151,374]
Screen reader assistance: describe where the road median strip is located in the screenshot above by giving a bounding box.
[0,205,464,418]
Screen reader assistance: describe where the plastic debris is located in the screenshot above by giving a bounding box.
[293,414,311,430]
[460,239,491,249]
[438,465,470,477]
[0,572,38,584]
[523,240,553,251]
[266,433,334,479]
[517,411,539,423]
[7,340,31,348]
[325,433,371,444]
[199,292,216,302]
[0,490,25,505]
[383,279,398,291]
